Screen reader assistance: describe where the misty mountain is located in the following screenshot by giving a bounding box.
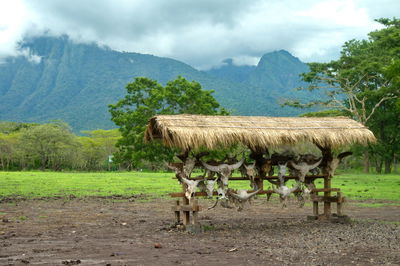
[207,50,318,100]
[0,36,314,132]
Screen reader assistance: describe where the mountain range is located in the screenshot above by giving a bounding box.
[0,36,319,132]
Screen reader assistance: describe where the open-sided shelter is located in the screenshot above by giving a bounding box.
[145,114,376,225]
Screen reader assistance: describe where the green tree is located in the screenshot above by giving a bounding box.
[18,122,79,170]
[109,76,228,168]
[78,129,121,170]
[285,18,400,173]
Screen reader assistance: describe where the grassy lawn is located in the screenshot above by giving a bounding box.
[0,171,399,202]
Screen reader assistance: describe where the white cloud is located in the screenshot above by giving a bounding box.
[18,48,42,64]
[0,0,398,68]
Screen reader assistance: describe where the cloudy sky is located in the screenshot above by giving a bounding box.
[0,0,399,69]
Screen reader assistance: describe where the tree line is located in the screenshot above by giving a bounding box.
[285,18,399,173]
[0,121,120,171]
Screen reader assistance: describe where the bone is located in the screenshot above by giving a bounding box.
[201,157,245,173]
[290,158,322,182]
[243,162,258,190]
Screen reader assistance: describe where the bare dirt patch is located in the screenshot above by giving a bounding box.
[1,197,399,265]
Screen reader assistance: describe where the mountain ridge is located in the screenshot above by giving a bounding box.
[0,36,315,132]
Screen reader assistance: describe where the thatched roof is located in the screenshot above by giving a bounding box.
[145,114,376,150]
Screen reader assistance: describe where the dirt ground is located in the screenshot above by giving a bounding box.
[0,196,399,266]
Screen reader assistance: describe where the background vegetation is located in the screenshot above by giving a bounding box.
[286,18,400,174]
[0,121,120,171]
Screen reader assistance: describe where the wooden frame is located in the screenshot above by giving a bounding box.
[170,174,346,226]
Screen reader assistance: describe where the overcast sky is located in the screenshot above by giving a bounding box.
[0,0,399,69]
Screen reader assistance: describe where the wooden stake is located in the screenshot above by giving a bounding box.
[337,191,343,216]
[313,191,319,216]
[323,175,331,218]
[174,200,181,223]
[182,183,190,225]
[192,199,199,225]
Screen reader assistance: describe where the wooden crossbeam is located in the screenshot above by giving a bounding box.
[180,175,328,181]
[171,205,202,212]
[311,196,345,203]
[169,188,340,198]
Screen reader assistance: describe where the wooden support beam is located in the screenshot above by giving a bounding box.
[169,188,340,197]
[324,175,332,217]
[183,175,328,181]
[174,200,181,223]
[182,183,190,225]
[313,201,319,216]
[337,192,343,215]
[171,204,202,212]
[192,199,199,225]
[311,196,345,203]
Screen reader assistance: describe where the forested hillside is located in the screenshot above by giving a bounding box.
[0,36,315,132]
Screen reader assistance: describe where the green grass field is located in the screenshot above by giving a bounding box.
[0,171,399,202]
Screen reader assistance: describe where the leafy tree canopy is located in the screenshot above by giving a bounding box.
[109,76,228,168]
[285,18,400,173]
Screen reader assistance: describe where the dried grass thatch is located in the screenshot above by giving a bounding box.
[145,114,376,150]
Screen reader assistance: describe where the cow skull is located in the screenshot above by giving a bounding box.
[216,186,227,199]
[202,157,245,187]
[244,162,258,190]
[183,157,196,178]
[180,176,202,203]
[167,163,200,203]
[204,177,218,198]
[277,162,287,177]
[228,189,260,201]
[290,158,322,182]
[227,188,260,211]
[273,164,299,208]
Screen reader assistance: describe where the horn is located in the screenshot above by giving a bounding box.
[180,176,191,186]
[230,189,260,201]
[288,183,300,193]
[244,189,261,199]
[338,151,353,160]
[289,160,302,171]
[227,157,245,171]
[201,161,223,172]
[309,158,323,169]
[272,186,280,194]
[207,197,219,210]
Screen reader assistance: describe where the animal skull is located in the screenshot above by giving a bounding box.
[273,182,299,208]
[180,177,202,203]
[183,157,196,178]
[228,189,260,201]
[244,163,258,190]
[290,158,322,182]
[260,159,273,177]
[217,186,227,199]
[205,177,218,198]
[227,188,260,211]
[167,163,201,202]
[202,157,245,187]
[277,162,287,177]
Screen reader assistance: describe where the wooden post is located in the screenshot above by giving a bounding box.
[174,200,181,223]
[255,177,264,192]
[313,192,319,216]
[323,175,331,218]
[181,183,190,225]
[192,199,198,225]
[337,191,343,216]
